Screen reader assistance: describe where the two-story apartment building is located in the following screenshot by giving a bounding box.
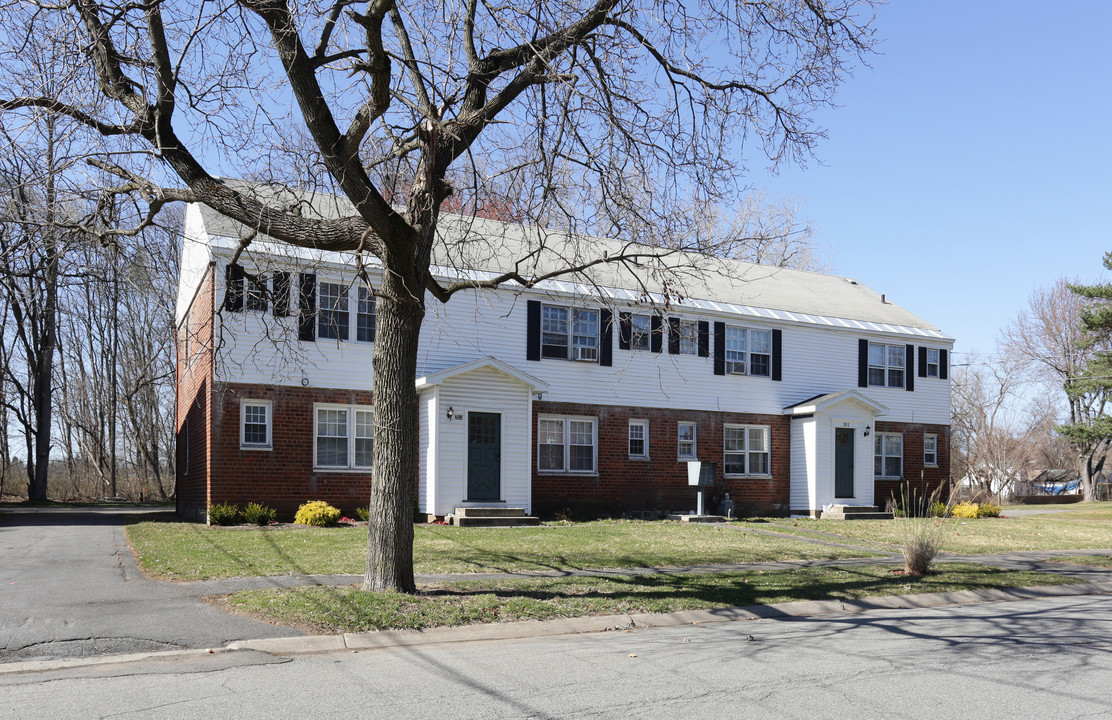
[175,196,952,522]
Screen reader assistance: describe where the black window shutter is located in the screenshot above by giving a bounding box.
[618,312,632,350]
[298,273,316,341]
[918,346,927,378]
[772,329,783,381]
[857,339,868,388]
[272,271,291,317]
[713,322,726,375]
[225,264,244,312]
[599,309,613,367]
[905,344,915,392]
[526,300,541,361]
[668,318,680,354]
[698,321,710,358]
[940,349,949,379]
[650,315,663,353]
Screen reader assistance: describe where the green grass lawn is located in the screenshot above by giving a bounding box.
[761,507,1112,554]
[127,520,881,581]
[218,563,1079,634]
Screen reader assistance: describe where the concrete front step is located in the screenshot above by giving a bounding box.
[822,505,894,520]
[453,506,530,518]
[451,515,541,527]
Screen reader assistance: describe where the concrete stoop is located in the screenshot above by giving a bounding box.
[821,504,894,520]
[449,507,541,527]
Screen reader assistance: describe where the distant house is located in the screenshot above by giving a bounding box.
[174,192,953,522]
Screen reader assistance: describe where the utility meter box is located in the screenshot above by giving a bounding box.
[687,461,716,487]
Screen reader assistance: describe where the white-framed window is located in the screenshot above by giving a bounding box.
[874,432,903,479]
[630,314,651,350]
[677,421,697,460]
[541,305,598,361]
[537,415,597,473]
[925,348,940,378]
[868,342,905,388]
[356,287,376,343]
[924,433,938,467]
[318,281,350,341]
[628,420,649,459]
[314,403,373,470]
[677,320,699,355]
[244,274,268,312]
[723,425,770,477]
[725,327,772,376]
[240,399,272,450]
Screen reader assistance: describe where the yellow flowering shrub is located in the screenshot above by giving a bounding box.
[951,501,980,519]
[294,500,342,527]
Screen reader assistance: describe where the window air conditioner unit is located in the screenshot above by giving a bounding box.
[727,364,747,375]
[574,346,598,362]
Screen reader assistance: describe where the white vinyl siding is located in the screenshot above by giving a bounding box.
[216,271,951,426]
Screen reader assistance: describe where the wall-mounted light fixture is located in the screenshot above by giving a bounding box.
[863,424,871,437]
[446,406,455,420]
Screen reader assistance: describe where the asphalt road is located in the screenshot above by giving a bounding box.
[0,506,298,662]
[2,592,1111,719]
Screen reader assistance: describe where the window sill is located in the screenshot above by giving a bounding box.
[537,470,600,477]
[724,474,772,480]
[313,467,373,474]
[240,444,272,452]
[924,463,939,468]
[629,456,650,461]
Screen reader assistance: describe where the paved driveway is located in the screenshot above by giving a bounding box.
[0,506,299,663]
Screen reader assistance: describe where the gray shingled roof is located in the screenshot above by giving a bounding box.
[195,182,943,334]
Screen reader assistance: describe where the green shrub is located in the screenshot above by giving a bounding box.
[977,503,1002,518]
[354,506,370,522]
[929,501,950,518]
[294,500,342,527]
[208,502,241,526]
[952,501,980,519]
[243,502,277,526]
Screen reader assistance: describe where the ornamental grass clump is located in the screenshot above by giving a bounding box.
[294,500,342,527]
[243,502,277,526]
[896,484,949,575]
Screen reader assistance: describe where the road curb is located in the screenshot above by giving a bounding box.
[225,579,1112,656]
[0,648,228,676]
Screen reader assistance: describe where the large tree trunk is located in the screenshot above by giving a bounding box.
[362,259,425,593]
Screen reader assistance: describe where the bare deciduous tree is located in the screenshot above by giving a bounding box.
[0,0,878,591]
[1001,278,1111,501]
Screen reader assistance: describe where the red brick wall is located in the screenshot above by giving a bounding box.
[531,401,791,518]
[175,263,215,521]
[873,421,951,511]
[208,382,376,519]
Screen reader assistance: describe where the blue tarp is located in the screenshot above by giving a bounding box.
[1032,478,1082,495]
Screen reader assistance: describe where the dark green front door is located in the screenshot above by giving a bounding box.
[467,412,501,501]
[834,428,855,498]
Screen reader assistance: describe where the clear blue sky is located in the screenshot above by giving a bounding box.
[747,0,1112,357]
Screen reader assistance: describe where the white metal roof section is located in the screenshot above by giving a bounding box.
[415,356,550,392]
[782,390,890,416]
[194,186,952,341]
